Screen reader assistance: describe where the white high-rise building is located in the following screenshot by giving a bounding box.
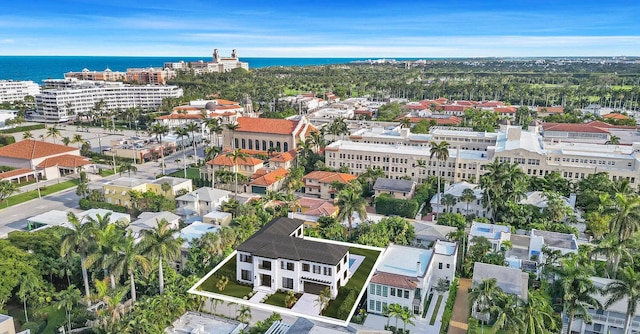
[0,80,40,103]
[34,78,183,122]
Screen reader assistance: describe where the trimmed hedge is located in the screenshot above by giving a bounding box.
[337,288,357,319]
[0,135,16,146]
[79,198,128,213]
[375,194,418,218]
[439,277,459,334]
[0,124,45,133]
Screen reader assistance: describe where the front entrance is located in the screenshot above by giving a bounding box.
[303,281,328,295]
[260,274,272,288]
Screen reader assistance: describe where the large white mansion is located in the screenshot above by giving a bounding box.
[325,123,640,187]
[34,78,183,122]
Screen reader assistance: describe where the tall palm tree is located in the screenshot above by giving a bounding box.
[61,212,96,305]
[460,188,476,218]
[140,218,181,294]
[592,234,633,279]
[84,213,123,290]
[108,234,151,303]
[315,287,332,315]
[606,193,640,243]
[185,122,200,162]
[236,305,252,326]
[207,119,223,147]
[62,136,71,146]
[492,293,525,333]
[557,256,602,334]
[72,134,85,149]
[149,123,169,174]
[520,290,556,334]
[399,307,416,332]
[309,130,325,152]
[174,127,189,178]
[18,271,42,323]
[46,126,62,144]
[441,193,458,213]
[430,140,450,210]
[603,267,640,334]
[205,146,222,188]
[336,183,367,237]
[399,118,412,129]
[56,285,81,333]
[118,161,138,177]
[226,122,240,149]
[227,149,249,199]
[22,131,33,139]
[605,135,621,145]
[469,278,504,332]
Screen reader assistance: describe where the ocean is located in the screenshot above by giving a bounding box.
[0,56,404,83]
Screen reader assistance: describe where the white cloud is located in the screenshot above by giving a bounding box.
[0,39,14,44]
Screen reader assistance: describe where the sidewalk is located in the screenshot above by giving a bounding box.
[448,278,471,334]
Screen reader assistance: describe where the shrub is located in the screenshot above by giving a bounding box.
[375,194,418,218]
[337,289,357,319]
[439,277,459,334]
[78,198,128,213]
[0,135,16,146]
[0,123,45,134]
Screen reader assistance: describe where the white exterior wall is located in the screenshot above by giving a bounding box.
[0,80,40,103]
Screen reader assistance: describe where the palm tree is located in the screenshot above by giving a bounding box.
[399,118,412,128]
[557,256,602,334]
[62,136,71,146]
[430,140,450,210]
[605,135,621,145]
[315,287,332,315]
[207,119,223,147]
[593,234,633,279]
[84,213,123,290]
[606,193,640,243]
[336,184,367,237]
[72,134,85,149]
[61,212,96,305]
[56,285,81,333]
[149,123,169,174]
[492,293,525,333]
[520,290,556,334]
[469,278,504,332]
[46,126,62,144]
[399,307,416,332]
[140,218,181,294]
[205,146,222,188]
[603,267,640,334]
[109,234,151,303]
[174,127,189,178]
[460,188,476,218]
[22,131,33,139]
[118,161,138,176]
[226,122,240,149]
[441,193,458,213]
[309,130,325,152]
[236,305,252,326]
[227,149,249,199]
[18,271,42,323]
[387,303,404,329]
[185,122,200,162]
[282,166,305,194]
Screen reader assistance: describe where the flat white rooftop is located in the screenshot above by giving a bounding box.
[376,244,432,277]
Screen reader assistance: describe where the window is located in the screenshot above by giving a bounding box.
[446,264,450,269]
[382,286,388,297]
[262,140,267,151]
[303,263,310,272]
[404,290,410,299]
[376,285,382,296]
[282,277,293,289]
[324,267,332,276]
[391,288,396,297]
[241,269,251,281]
[369,299,375,311]
[280,261,294,271]
[234,138,239,149]
[241,139,246,149]
[376,301,381,312]
[259,260,271,270]
[283,142,289,152]
[438,262,443,269]
[240,254,252,263]
[313,265,321,274]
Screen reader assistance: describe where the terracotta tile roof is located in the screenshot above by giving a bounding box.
[36,154,91,168]
[213,99,240,105]
[442,105,466,112]
[542,122,610,134]
[402,116,463,126]
[304,201,337,216]
[208,153,264,167]
[0,168,35,179]
[370,272,418,290]
[0,140,78,160]
[269,150,297,163]
[224,148,269,156]
[536,106,564,114]
[494,107,517,114]
[235,117,299,135]
[603,113,630,120]
[477,101,505,108]
[250,168,288,186]
[303,171,356,184]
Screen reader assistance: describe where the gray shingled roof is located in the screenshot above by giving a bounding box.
[238,217,349,265]
[373,178,415,193]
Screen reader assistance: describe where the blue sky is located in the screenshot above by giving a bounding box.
[1,0,639,57]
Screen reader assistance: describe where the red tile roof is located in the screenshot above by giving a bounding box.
[0,140,78,160]
[303,171,356,184]
[0,168,35,180]
[297,197,338,216]
[541,122,610,134]
[442,105,466,112]
[494,107,517,114]
[477,101,505,108]
[36,154,91,168]
[536,106,564,114]
[236,117,299,135]
[269,150,297,163]
[370,272,418,290]
[213,99,240,106]
[603,113,630,120]
[402,116,463,126]
[208,154,264,167]
[250,168,288,186]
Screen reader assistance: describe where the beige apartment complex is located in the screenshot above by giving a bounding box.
[325,123,640,187]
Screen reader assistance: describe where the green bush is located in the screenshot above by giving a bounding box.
[375,194,418,218]
[0,123,45,134]
[21,321,46,334]
[337,289,357,319]
[0,135,16,146]
[79,198,128,213]
[439,277,459,334]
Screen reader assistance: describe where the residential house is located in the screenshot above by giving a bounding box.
[148,176,193,198]
[249,167,289,194]
[268,150,297,170]
[236,217,350,298]
[166,312,244,334]
[368,241,458,315]
[223,117,316,153]
[413,221,457,247]
[176,187,232,216]
[128,211,180,240]
[292,197,339,229]
[200,153,264,180]
[302,171,357,200]
[103,176,193,207]
[202,211,233,226]
[472,262,528,301]
[430,181,485,217]
[468,222,511,252]
[177,222,222,272]
[529,229,578,262]
[373,178,416,199]
[0,139,90,180]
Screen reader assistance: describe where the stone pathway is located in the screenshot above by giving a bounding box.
[448,278,471,334]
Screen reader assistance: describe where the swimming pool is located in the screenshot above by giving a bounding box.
[349,258,355,267]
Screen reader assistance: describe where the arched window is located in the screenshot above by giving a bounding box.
[283,142,289,152]
[234,138,239,149]
[269,141,274,148]
[255,140,259,150]
[262,140,267,151]
[248,140,253,150]
[241,139,246,149]
[276,141,281,149]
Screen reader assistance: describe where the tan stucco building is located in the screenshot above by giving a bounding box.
[103,176,192,207]
[302,171,357,199]
[223,117,316,153]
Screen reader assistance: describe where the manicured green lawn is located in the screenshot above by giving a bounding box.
[199,258,252,298]
[264,291,302,308]
[168,167,201,180]
[324,247,381,320]
[3,179,80,208]
[429,295,444,325]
